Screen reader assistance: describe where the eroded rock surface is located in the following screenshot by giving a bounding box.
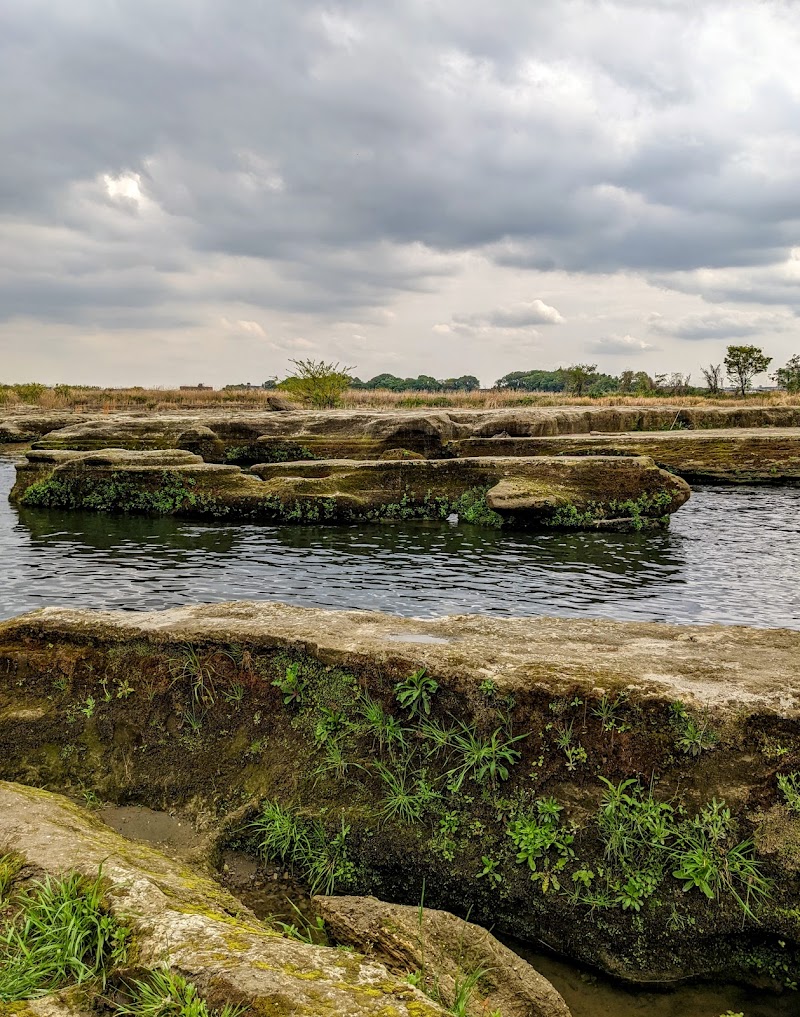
[450,428,800,482]
[315,895,571,1017]
[0,781,447,1017]
[6,405,800,468]
[2,602,800,986]
[10,448,690,530]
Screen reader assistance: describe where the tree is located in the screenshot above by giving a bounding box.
[564,363,598,396]
[278,359,354,408]
[633,371,654,394]
[724,345,771,397]
[701,364,723,395]
[774,355,800,393]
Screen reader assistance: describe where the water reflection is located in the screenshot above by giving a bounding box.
[2,459,799,627]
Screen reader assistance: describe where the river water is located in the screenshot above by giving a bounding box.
[2,457,798,627]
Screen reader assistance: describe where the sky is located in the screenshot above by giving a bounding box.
[2,0,800,388]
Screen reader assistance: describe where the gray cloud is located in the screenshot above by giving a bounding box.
[2,1,800,378]
[647,308,795,341]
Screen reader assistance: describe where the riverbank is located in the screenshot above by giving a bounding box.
[2,601,800,992]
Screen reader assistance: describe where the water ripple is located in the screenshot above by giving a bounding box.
[1,458,798,627]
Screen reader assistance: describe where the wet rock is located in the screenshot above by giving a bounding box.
[315,894,571,1017]
[248,454,690,529]
[0,782,447,1017]
[10,449,690,531]
[2,602,800,985]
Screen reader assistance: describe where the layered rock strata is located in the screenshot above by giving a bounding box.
[1,602,800,986]
[10,448,690,530]
[449,428,800,483]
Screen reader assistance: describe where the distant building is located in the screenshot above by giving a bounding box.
[179,383,213,391]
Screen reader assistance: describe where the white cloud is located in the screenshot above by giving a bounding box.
[589,334,657,355]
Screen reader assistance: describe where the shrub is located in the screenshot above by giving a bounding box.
[278,359,354,408]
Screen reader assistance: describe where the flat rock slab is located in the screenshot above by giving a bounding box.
[2,603,800,985]
[7,405,800,462]
[4,600,798,716]
[0,781,448,1017]
[11,449,690,531]
[450,428,800,482]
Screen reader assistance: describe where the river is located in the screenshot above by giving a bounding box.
[2,457,798,627]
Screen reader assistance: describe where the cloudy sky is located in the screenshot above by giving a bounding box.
[2,0,800,387]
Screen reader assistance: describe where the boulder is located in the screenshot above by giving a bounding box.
[315,895,571,1017]
[0,781,447,1017]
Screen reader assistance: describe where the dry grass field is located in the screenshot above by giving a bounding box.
[1,383,798,413]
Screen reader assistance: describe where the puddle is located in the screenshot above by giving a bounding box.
[219,850,318,928]
[386,633,451,644]
[98,805,206,857]
[514,943,797,1017]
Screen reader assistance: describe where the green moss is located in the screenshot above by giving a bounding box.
[548,490,674,530]
[20,470,206,516]
[225,443,317,466]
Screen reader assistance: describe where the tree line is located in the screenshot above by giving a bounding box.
[499,347,800,397]
[271,347,800,408]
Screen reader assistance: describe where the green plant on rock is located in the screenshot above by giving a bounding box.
[374,761,440,823]
[116,966,245,1017]
[0,870,129,1001]
[221,682,245,708]
[272,661,308,706]
[395,668,439,718]
[430,811,460,861]
[507,797,575,892]
[777,771,800,813]
[476,855,503,886]
[306,818,356,896]
[168,644,218,705]
[592,691,627,734]
[313,706,347,746]
[671,799,770,918]
[671,702,719,757]
[446,722,526,790]
[597,777,674,875]
[357,692,407,755]
[449,487,504,528]
[564,744,588,771]
[252,801,355,895]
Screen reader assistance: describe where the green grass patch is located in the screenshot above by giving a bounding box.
[0,870,129,1001]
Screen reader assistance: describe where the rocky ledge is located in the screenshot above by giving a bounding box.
[449,428,800,483]
[9,448,690,530]
[1,602,800,987]
[2,405,798,465]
